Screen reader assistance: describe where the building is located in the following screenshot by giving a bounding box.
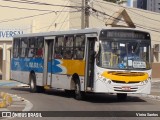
[127,0,160,13]
[127,0,137,7]
[147,0,160,13]
[137,0,147,10]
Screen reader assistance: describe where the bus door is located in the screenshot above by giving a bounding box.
[43,36,55,87]
[85,34,97,91]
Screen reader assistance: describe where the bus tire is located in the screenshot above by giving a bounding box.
[30,73,45,93]
[117,93,127,101]
[30,73,37,93]
[74,80,85,100]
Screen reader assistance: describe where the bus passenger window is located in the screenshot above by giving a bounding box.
[54,36,64,59]
[63,36,73,59]
[36,37,44,57]
[28,38,36,57]
[74,35,85,59]
[63,48,73,59]
[55,47,63,59]
[74,48,84,59]
[20,38,28,57]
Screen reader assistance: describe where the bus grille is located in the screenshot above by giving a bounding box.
[112,80,141,84]
[114,87,138,92]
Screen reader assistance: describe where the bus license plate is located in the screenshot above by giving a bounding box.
[122,86,131,91]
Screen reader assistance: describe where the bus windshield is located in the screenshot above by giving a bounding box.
[97,40,151,70]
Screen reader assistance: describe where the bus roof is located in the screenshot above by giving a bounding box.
[13,27,150,38]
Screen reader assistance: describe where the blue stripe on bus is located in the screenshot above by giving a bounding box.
[11,58,44,73]
[48,59,63,73]
[11,58,63,73]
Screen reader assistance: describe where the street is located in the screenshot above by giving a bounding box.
[0,85,160,120]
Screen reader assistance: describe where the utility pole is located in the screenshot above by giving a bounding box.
[81,0,90,29]
[81,0,85,29]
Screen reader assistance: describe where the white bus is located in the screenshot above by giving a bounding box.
[11,28,151,100]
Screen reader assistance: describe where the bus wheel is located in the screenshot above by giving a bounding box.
[74,81,83,100]
[30,73,37,93]
[30,73,44,93]
[117,93,127,101]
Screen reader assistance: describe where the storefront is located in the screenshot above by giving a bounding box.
[0,29,24,80]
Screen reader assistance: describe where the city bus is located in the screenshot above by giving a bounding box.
[11,28,151,100]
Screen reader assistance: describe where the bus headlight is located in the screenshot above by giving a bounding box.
[108,80,112,84]
[141,78,150,85]
[103,78,112,84]
[97,73,112,84]
[145,80,148,83]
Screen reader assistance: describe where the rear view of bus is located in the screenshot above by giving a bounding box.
[94,29,151,100]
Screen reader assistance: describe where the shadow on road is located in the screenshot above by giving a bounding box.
[11,87,146,103]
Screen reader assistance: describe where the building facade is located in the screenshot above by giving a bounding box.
[127,0,160,13]
[127,0,137,7]
[147,0,160,13]
[137,0,147,9]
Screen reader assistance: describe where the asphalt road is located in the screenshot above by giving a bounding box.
[0,87,160,120]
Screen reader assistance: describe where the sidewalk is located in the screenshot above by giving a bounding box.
[150,78,160,97]
[0,80,29,87]
[0,93,32,111]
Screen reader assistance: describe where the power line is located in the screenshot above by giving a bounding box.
[90,7,160,33]
[0,9,80,24]
[0,0,82,9]
[0,11,56,23]
[36,17,80,32]
[126,8,160,23]
[0,4,79,12]
[46,0,70,31]
[91,13,160,42]
[94,0,160,23]
[58,13,69,31]
[92,1,160,30]
[94,0,160,21]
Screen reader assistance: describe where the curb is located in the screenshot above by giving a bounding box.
[131,93,160,101]
[0,92,12,108]
[141,94,160,101]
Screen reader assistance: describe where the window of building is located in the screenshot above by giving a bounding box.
[74,35,85,59]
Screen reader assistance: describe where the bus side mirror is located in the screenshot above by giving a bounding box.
[94,41,99,54]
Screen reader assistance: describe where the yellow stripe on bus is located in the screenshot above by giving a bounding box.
[61,59,85,76]
[101,71,148,83]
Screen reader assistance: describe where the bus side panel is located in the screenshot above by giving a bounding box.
[11,58,44,85]
[51,74,71,89]
[35,72,43,86]
[51,59,85,90]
